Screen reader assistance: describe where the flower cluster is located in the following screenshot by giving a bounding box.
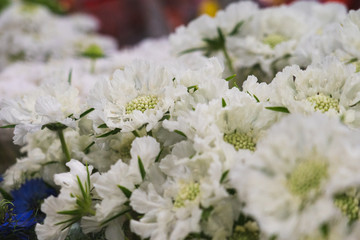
[2,1,360,240]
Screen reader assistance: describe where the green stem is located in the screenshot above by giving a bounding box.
[58,129,71,162]
[222,46,235,74]
[90,59,96,74]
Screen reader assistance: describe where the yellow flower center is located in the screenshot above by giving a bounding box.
[125,95,159,114]
[334,193,359,222]
[230,221,260,240]
[288,160,327,197]
[263,34,287,48]
[223,132,256,151]
[306,93,339,113]
[174,183,200,208]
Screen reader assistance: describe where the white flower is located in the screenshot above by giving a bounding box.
[36,159,100,240]
[337,9,360,61]
[130,142,232,240]
[164,88,278,169]
[271,57,360,128]
[0,1,117,69]
[80,136,160,237]
[230,114,360,239]
[0,79,81,145]
[88,60,187,132]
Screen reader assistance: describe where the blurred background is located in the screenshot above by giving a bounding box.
[59,0,360,47]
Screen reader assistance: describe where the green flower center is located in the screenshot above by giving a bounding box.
[125,95,159,114]
[21,3,39,13]
[288,160,328,197]
[263,34,287,48]
[223,132,256,151]
[306,93,339,113]
[230,222,260,240]
[174,183,200,208]
[334,193,359,222]
[82,44,105,59]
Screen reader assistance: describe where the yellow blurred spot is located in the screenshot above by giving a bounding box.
[199,0,219,17]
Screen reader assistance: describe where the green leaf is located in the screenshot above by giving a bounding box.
[246,91,260,103]
[349,100,360,108]
[100,207,132,226]
[222,98,227,107]
[346,58,358,64]
[97,123,108,129]
[220,170,229,184]
[0,188,13,201]
[79,108,95,119]
[55,217,79,226]
[86,164,91,194]
[96,128,121,138]
[233,81,240,90]
[179,47,208,56]
[253,94,260,103]
[160,113,170,121]
[132,130,140,138]
[226,188,236,195]
[117,185,132,199]
[0,124,16,129]
[229,21,244,36]
[320,223,329,238]
[225,74,236,81]
[174,130,187,138]
[217,28,225,45]
[265,106,290,113]
[83,142,95,154]
[201,206,214,221]
[68,68,72,84]
[42,122,67,131]
[57,209,82,216]
[138,156,146,181]
[187,85,199,93]
[155,148,164,163]
[77,176,87,200]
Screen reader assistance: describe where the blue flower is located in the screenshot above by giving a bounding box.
[11,178,57,222]
[0,200,35,240]
[0,179,57,239]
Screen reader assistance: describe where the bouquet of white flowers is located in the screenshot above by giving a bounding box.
[2,1,360,240]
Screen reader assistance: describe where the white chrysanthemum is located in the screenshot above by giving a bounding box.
[88,60,187,132]
[230,114,360,239]
[36,160,100,240]
[0,79,81,145]
[271,57,360,128]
